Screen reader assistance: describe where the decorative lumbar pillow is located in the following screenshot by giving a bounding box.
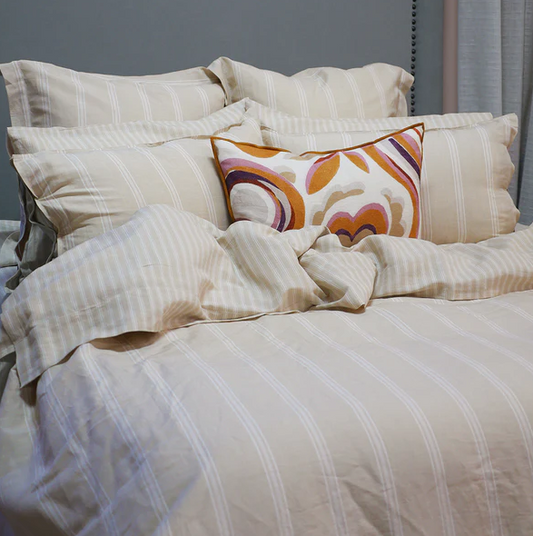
[12,118,263,255]
[245,105,519,244]
[211,124,424,246]
[208,57,413,119]
[0,60,226,127]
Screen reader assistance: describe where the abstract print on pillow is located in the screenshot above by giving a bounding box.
[212,124,424,246]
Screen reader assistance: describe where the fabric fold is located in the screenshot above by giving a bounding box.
[2,204,532,387]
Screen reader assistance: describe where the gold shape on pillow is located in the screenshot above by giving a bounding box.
[344,151,370,173]
[238,144,285,158]
[306,154,341,194]
[311,187,365,226]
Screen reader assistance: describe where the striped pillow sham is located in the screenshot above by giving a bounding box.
[212,124,425,246]
[0,60,226,128]
[9,101,251,281]
[209,57,413,119]
[12,118,263,255]
[251,111,519,244]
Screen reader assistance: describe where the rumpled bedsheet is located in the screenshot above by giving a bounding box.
[1,206,533,536]
[2,205,533,388]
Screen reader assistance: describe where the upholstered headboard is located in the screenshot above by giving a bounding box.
[0,0,444,220]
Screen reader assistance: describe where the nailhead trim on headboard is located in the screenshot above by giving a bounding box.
[410,0,417,115]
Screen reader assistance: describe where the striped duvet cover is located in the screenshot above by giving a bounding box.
[0,205,532,536]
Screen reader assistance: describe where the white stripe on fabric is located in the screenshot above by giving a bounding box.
[441,130,467,242]
[63,153,114,231]
[197,86,211,118]
[167,333,294,536]
[342,71,365,118]
[70,70,87,127]
[265,71,277,111]
[296,314,456,536]
[167,142,218,225]
[13,62,32,126]
[207,322,347,536]
[136,82,153,121]
[133,146,184,211]
[378,306,533,479]
[37,62,52,128]
[293,78,310,118]
[122,341,235,536]
[474,125,499,237]
[163,84,184,121]
[14,385,71,533]
[367,65,388,117]
[310,72,338,119]
[252,320,405,536]
[334,310,503,536]
[103,151,147,208]
[45,380,121,536]
[106,81,121,124]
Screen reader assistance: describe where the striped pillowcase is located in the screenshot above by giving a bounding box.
[0,60,226,128]
[13,118,261,255]
[9,101,252,281]
[245,103,518,244]
[209,57,413,119]
[13,118,263,255]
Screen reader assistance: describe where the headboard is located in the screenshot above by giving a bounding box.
[0,0,444,220]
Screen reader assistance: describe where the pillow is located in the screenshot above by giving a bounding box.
[7,101,250,282]
[208,57,413,119]
[12,118,262,255]
[245,103,518,244]
[211,124,424,246]
[0,60,226,127]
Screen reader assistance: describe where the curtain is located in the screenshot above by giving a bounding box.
[458,0,533,224]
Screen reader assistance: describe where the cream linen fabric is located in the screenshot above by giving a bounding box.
[4,204,533,386]
[0,60,225,127]
[209,57,413,118]
[1,205,533,535]
[12,119,262,254]
[248,104,519,244]
[0,221,18,382]
[7,100,248,155]
[0,219,17,402]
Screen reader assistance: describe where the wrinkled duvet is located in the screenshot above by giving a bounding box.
[1,205,533,536]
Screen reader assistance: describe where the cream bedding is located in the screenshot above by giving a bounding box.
[1,205,533,535]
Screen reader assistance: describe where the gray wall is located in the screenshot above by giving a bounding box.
[0,0,443,221]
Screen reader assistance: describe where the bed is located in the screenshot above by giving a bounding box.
[0,39,533,536]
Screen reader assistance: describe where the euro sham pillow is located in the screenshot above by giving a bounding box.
[208,57,413,119]
[211,124,424,246]
[0,60,225,127]
[245,102,518,244]
[12,118,262,255]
